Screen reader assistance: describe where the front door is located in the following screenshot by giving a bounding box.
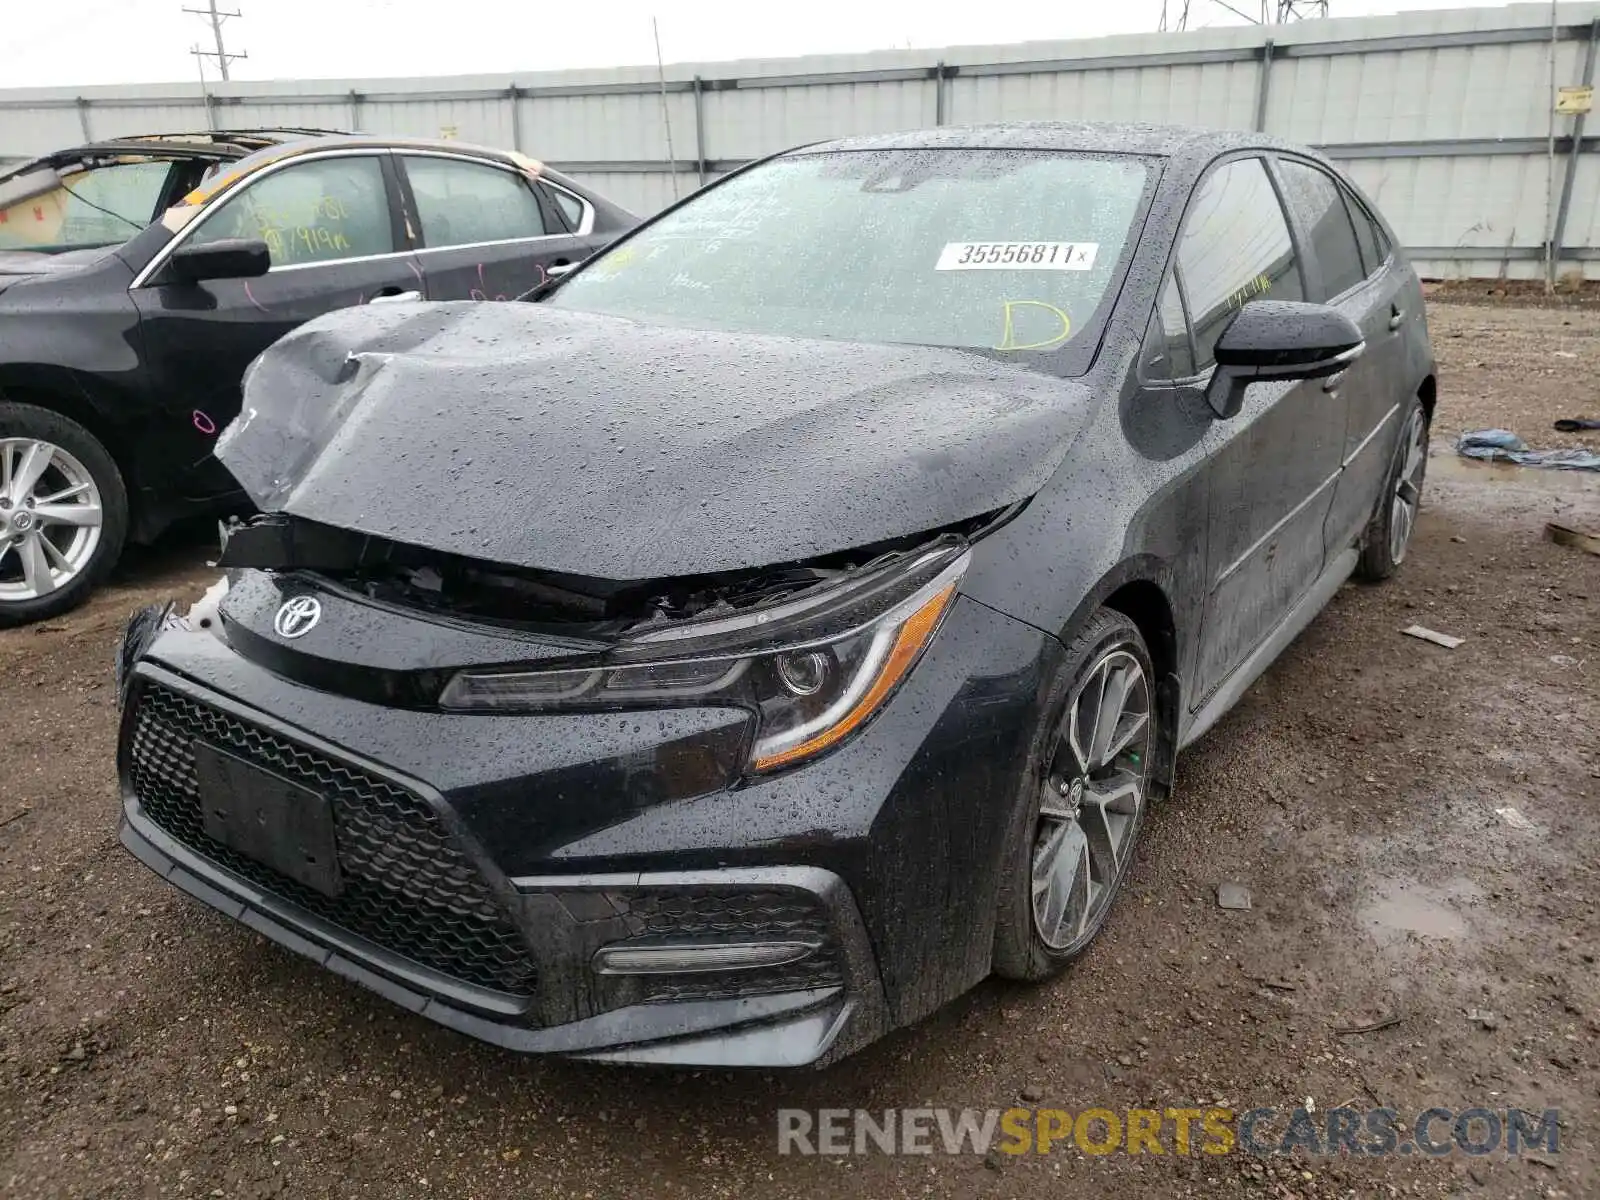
[1271,156,1407,554]
[396,153,596,300]
[1181,155,1348,704]
[129,152,421,502]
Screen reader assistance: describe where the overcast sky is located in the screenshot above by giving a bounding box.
[0,0,1540,89]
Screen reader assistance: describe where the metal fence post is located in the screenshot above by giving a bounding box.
[1253,39,1275,132]
[693,75,707,186]
[348,89,362,133]
[508,84,523,152]
[75,98,91,141]
[934,61,947,125]
[1550,18,1600,277]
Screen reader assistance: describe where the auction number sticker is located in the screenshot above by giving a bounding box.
[936,241,1099,271]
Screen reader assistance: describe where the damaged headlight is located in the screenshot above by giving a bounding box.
[438,542,969,772]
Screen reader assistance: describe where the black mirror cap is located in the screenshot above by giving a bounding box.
[168,237,271,283]
[1213,300,1363,378]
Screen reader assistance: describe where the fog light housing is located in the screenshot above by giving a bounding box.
[591,940,821,975]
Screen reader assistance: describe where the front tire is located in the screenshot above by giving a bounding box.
[1356,395,1428,582]
[0,403,128,627]
[993,609,1157,982]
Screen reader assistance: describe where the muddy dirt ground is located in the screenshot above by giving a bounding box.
[2,301,1598,1200]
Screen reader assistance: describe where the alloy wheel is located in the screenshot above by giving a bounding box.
[0,438,105,602]
[1388,410,1427,565]
[1030,648,1152,951]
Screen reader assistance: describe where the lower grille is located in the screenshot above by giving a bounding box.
[125,681,537,997]
[598,886,844,1007]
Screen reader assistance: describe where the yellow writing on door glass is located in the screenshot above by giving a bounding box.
[242,194,359,264]
[1227,273,1272,311]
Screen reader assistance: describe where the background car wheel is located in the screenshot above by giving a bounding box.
[0,403,128,628]
[993,608,1156,982]
[1356,394,1428,582]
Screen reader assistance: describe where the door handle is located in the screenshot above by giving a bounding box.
[1388,307,1405,331]
[369,290,421,304]
[546,262,577,278]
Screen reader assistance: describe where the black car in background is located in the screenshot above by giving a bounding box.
[117,123,1434,1066]
[0,133,635,624]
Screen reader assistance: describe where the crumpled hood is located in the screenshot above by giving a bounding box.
[221,302,1095,579]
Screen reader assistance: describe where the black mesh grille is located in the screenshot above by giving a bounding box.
[126,681,537,997]
[602,887,844,1006]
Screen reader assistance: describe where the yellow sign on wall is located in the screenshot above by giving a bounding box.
[1556,85,1593,114]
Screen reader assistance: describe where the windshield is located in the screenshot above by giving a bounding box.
[549,148,1154,374]
[0,160,170,253]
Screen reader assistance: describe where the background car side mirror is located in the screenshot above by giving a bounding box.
[166,238,271,285]
[1205,300,1364,419]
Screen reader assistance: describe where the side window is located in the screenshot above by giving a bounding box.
[186,156,392,267]
[1274,159,1367,300]
[1177,157,1304,370]
[1140,273,1195,381]
[1341,186,1389,277]
[403,156,546,247]
[543,184,586,232]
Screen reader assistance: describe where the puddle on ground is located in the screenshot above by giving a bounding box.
[1429,450,1600,493]
[1358,879,1482,942]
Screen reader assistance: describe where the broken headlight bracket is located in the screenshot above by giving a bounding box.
[438,540,971,774]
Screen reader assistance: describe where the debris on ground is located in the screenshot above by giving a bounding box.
[1333,1014,1404,1036]
[1466,1008,1502,1031]
[1546,521,1600,556]
[1554,416,1600,432]
[1457,428,1600,470]
[1401,624,1465,649]
[1494,806,1534,831]
[1216,882,1252,910]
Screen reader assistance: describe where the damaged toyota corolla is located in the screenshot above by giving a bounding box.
[115,122,1435,1067]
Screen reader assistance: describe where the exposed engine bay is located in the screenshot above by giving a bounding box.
[216,504,1019,639]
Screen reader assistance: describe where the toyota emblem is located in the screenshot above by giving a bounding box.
[273,596,322,639]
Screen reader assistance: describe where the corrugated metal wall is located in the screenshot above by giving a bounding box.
[3,2,1598,279]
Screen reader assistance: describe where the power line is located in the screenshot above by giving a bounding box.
[184,0,246,82]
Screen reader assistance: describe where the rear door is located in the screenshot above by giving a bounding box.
[1184,155,1348,704]
[129,150,422,500]
[396,152,593,300]
[1270,155,1407,556]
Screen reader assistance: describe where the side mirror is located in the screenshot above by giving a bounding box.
[1205,300,1364,419]
[167,238,271,284]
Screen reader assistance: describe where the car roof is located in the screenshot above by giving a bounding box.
[801,120,1288,159]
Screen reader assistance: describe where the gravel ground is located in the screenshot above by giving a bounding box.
[2,300,1598,1200]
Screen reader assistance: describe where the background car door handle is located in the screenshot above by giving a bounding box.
[369,290,421,304]
[1388,307,1405,331]
[546,262,577,278]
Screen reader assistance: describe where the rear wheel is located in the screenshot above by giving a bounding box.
[0,403,128,627]
[993,609,1156,981]
[1357,395,1427,582]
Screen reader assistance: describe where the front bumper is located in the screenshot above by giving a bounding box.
[122,802,881,1066]
[117,590,1057,1066]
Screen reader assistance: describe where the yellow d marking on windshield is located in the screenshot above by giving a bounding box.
[993,300,1072,352]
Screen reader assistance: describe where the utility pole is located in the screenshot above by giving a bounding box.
[1275,0,1329,19]
[184,0,246,81]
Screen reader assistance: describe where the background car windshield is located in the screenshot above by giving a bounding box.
[549,149,1151,371]
[0,160,168,252]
